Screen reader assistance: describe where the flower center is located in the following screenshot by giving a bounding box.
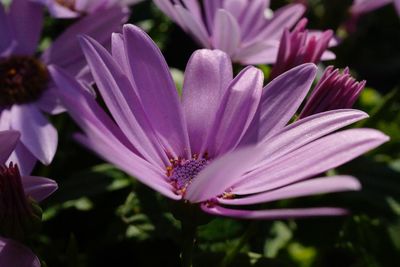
[0,56,49,106]
[167,157,209,195]
[56,0,76,10]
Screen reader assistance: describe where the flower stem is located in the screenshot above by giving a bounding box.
[181,219,197,267]
[219,222,259,267]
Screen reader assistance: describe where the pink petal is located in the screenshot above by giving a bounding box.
[212,9,241,56]
[22,175,58,202]
[0,238,40,267]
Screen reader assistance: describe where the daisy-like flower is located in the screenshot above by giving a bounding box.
[351,0,400,16]
[51,25,388,220]
[0,0,128,174]
[31,0,143,18]
[0,130,57,267]
[269,18,335,80]
[153,0,306,65]
[299,66,366,119]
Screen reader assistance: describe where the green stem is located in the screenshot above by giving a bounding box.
[181,219,197,267]
[219,222,259,267]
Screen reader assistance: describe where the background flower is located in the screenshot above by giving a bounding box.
[0,0,128,174]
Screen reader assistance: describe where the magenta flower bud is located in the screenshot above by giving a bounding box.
[299,66,366,119]
[0,163,42,241]
[270,18,334,80]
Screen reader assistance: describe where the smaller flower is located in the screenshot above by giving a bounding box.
[270,18,335,80]
[31,0,142,18]
[0,0,128,174]
[350,0,400,16]
[299,66,366,119]
[154,0,306,64]
[0,130,57,267]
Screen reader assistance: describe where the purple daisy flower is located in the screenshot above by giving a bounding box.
[153,0,306,65]
[0,0,128,174]
[351,0,400,16]
[299,66,366,119]
[31,0,142,18]
[0,130,57,267]
[51,25,388,220]
[269,18,335,80]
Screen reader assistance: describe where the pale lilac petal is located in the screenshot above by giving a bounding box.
[79,35,169,168]
[202,205,349,220]
[182,49,232,154]
[203,0,223,31]
[41,6,128,76]
[22,175,58,202]
[111,33,130,75]
[222,0,247,18]
[394,0,400,15]
[205,66,263,156]
[233,40,279,65]
[0,130,20,164]
[258,109,369,161]
[50,66,179,200]
[234,129,389,195]
[351,0,392,14]
[256,4,305,42]
[212,9,241,56]
[122,25,190,158]
[0,5,12,53]
[75,134,180,200]
[37,86,66,115]
[238,0,268,41]
[10,105,57,165]
[185,146,265,203]
[220,176,360,205]
[241,64,317,145]
[7,142,37,176]
[0,238,40,267]
[8,0,43,55]
[174,5,211,47]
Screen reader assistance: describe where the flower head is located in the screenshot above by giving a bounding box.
[52,24,388,220]
[0,130,57,266]
[154,0,306,64]
[0,0,128,174]
[270,18,335,80]
[31,0,142,18]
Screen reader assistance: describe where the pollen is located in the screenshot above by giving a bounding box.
[167,157,209,194]
[0,56,49,106]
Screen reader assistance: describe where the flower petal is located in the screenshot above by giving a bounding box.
[202,205,348,220]
[78,35,168,168]
[0,238,40,267]
[51,66,179,200]
[185,146,265,203]
[122,25,190,158]
[0,130,20,164]
[234,128,389,195]
[0,5,12,53]
[41,6,128,76]
[220,175,360,205]
[205,66,264,156]
[22,176,58,202]
[7,142,37,176]
[212,9,241,56]
[182,49,232,154]
[10,104,57,165]
[241,63,317,145]
[174,4,210,47]
[8,0,43,55]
